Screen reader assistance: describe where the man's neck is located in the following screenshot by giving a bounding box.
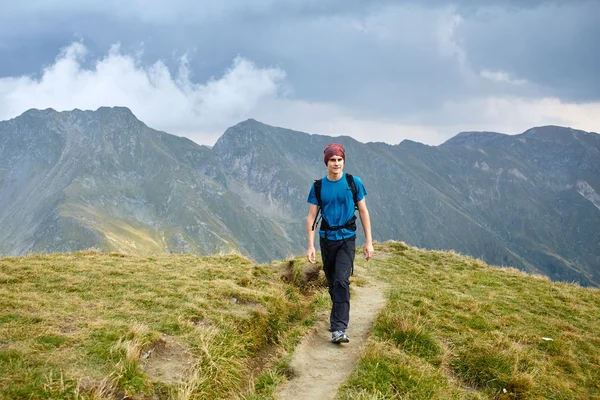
[327,171,344,181]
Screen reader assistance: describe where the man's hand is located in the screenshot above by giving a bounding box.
[307,246,317,264]
[363,242,374,261]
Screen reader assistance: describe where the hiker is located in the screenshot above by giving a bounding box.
[306,143,374,344]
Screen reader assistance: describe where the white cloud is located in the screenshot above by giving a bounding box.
[1,42,598,149]
[480,69,527,85]
[0,42,287,144]
[436,9,470,75]
[251,95,600,147]
[437,96,600,135]
[252,99,446,145]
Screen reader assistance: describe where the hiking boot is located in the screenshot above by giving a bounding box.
[331,330,349,344]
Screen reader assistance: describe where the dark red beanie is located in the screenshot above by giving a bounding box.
[324,143,346,165]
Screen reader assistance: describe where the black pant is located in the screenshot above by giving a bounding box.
[320,235,356,332]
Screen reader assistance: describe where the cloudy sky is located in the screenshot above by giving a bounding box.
[1,0,599,146]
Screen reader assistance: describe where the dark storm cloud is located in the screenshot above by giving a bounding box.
[2,1,598,105]
[457,1,600,102]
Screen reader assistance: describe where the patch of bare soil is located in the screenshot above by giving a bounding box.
[276,276,387,400]
[140,335,195,384]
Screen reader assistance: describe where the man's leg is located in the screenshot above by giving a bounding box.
[320,237,337,331]
[329,237,355,332]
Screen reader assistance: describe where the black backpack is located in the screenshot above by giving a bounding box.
[311,173,359,232]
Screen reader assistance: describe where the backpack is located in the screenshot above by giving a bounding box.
[311,173,359,232]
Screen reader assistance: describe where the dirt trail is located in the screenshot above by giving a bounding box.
[276,276,387,400]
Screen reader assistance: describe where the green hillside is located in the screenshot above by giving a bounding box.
[1,243,599,399]
[340,243,600,399]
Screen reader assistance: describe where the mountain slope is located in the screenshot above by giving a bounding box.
[0,109,598,285]
[438,126,600,284]
[0,109,299,261]
[212,119,600,285]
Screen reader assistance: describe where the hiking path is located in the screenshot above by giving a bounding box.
[276,273,387,400]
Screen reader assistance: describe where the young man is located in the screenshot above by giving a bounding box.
[306,143,374,344]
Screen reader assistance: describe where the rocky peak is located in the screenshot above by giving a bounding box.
[215,118,273,148]
[20,108,59,119]
[441,131,508,147]
[519,126,594,143]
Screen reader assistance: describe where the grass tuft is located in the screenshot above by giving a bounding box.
[374,310,442,364]
[449,339,526,394]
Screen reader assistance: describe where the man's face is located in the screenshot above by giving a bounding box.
[327,156,344,175]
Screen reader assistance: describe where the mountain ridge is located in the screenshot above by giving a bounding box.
[1,107,599,286]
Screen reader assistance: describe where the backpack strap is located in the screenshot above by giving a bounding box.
[314,179,322,207]
[345,173,359,210]
[311,179,323,231]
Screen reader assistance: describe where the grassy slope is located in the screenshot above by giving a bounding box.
[1,242,599,399]
[340,242,600,400]
[0,251,328,399]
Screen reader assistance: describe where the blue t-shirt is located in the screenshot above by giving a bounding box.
[307,173,367,240]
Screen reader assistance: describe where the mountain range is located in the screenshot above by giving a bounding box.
[0,107,598,285]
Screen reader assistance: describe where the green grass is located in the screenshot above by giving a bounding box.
[0,250,328,399]
[339,241,600,400]
[2,242,599,399]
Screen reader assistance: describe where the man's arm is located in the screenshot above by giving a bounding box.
[306,204,319,264]
[357,198,374,260]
